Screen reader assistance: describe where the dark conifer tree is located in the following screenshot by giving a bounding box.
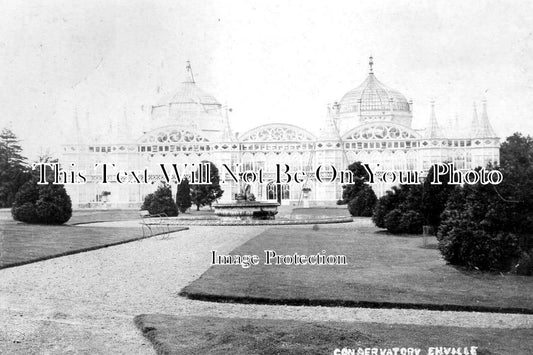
[190,162,224,210]
[0,128,31,207]
[176,178,192,213]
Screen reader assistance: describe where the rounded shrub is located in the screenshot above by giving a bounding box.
[399,210,424,234]
[384,209,403,234]
[141,184,178,217]
[11,180,72,224]
[437,214,521,271]
[12,202,38,222]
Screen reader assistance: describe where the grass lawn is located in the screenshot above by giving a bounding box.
[134,314,533,355]
[0,223,186,269]
[67,209,142,225]
[180,226,533,313]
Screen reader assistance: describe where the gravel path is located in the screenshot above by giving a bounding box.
[0,223,531,354]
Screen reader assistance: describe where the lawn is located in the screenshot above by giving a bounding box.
[134,314,533,355]
[67,209,142,225]
[0,223,186,269]
[180,226,533,313]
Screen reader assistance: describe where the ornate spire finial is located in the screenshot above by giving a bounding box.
[477,99,496,138]
[369,55,374,74]
[426,100,443,138]
[185,60,195,83]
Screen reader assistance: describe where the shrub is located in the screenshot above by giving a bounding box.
[382,208,423,234]
[435,133,533,272]
[12,202,38,222]
[372,186,402,228]
[348,185,377,217]
[141,193,154,210]
[11,180,72,224]
[399,210,424,234]
[141,184,178,217]
[462,230,520,271]
[513,252,533,276]
[372,184,423,232]
[384,209,403,234]
[437,193,522,271]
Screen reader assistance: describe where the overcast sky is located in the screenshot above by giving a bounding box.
[0,0,532,159]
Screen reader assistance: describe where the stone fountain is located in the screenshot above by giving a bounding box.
[214,185,279,221]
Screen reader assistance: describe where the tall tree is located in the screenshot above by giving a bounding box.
[190,161,224,210]
[0,128,30,207]
[421,163,455,228]
[340,161,370,204]
[176,178,192,213]
[437,133,533,271]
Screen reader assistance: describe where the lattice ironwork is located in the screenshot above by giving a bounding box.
[139,128,209,144]
[343,123,419,140]
[240,124,316,142]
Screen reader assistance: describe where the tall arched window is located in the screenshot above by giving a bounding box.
[281,184,290,200]
[267,183,277,200]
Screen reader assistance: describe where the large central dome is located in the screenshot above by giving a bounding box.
[338,73,410,113]
[156,62,221,107]
[335,57,413,129]
[149,62,229,140]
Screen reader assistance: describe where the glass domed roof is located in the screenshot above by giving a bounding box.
[338,59,410,114]
[155,61,220,107]
[157,81,220,106]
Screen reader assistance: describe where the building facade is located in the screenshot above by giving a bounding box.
[61,59,500,208]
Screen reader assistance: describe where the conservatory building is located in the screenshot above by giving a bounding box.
[61,59,500,208]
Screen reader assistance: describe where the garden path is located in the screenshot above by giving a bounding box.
[0,222,531,354]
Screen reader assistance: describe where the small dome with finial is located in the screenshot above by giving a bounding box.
[338,56,411,116]
[155,61,221,107]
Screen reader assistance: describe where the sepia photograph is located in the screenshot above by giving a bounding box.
[0,1,532,354]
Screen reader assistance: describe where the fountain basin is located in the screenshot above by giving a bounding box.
[214,201,280,220]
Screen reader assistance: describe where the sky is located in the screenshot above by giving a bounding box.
[0,0,532,160]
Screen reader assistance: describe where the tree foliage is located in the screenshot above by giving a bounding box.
[11,179,72,224]
[340,162,370,204]
[348,184,377,217]
[372,184,423,233]
[190,161,224,210]
[371,163,456,234]
[0,128,31,207]
[176,178,192,213]
[340,162,377,216]
[141,183,178,216]
[437,133,533,272]
[421,163,455,228]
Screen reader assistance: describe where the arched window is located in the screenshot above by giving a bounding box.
[281,184,290,200]
[267,183,277,200]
